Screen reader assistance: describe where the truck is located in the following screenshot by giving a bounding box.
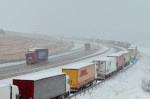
[13,72,70,99]
[62,63,95,92]
[25,48,48,64]
[93,57,117,80]
[107,52,124,71]
[128,44,137,58]
[0,84,21,99]
[119,51,130,67]
[85,43,90,50]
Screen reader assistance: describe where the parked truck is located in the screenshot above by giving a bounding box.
[13,72,70,99]
[62,63,95,92]
[107,52,124,71]
[0,84,21,99]
[93,57,117,80]
[128,44,137,63]
[119,51,130,67]
[25,48,48,64]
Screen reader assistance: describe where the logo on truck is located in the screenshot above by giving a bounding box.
[80,69,88,77]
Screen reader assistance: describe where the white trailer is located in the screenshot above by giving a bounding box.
[0,84,20,99]
[93,57,117,80]
[13,72,70,99]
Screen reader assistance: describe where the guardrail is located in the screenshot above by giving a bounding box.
[65,52,139,99]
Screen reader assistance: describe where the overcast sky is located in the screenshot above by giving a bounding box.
[0,0,149,47]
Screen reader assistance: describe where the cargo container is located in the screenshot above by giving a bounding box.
[107,52,124,70]
[25,48,48,64]
[85,43,90,50]
[130,56,135,63]
[0,84,20,99]
[13,72,70,99]
[128,44,137,58]
[93,57,117,80]
[119,51,130,67]
[62,63,95,92]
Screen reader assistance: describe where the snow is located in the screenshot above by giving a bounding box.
[75,47,150,99]
[0,84,9,87]
[0,44,116,84]
[119,51,129,54]
[93,57,114,62]
[2,44,147,99]
[108,52,123,57]
[0,41,84,69]
[13,72,64,81]
[28,48,43,51]
[71,42,84,50]
[62,62,93,69]
[138,47,150,56]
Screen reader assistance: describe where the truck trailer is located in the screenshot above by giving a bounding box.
[25,48,48,64]
[62,63,95,92]
[93,57,117,80]
[119,51,130,67]
[107,52,124,71]
[0,84,20,99]
[13,72,70,99]
[85,43,91,50]
[128,45,137,58]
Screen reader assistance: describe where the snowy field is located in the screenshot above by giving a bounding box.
[75,47,150,99]
[0,45,149,99]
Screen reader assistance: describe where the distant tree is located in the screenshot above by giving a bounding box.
[0,29,5,35]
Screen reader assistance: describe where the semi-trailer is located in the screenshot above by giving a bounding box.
[0,84,20,99]
[62,63,95,92]
[85,43,91,50]
[107,52,124,71]
[93,57,117,80]
[25,48,48,64]
[119,51,130,66]
[13,72,70,99]
[128,44,137,63]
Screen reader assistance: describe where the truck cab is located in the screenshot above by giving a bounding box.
[25,48,48,64]
[25,52,36,64]
[0,84,21,99]
[65,75,71,97]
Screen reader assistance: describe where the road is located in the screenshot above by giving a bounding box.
[0,43,100,78]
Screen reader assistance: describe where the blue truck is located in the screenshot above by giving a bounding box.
[25,48,48,64]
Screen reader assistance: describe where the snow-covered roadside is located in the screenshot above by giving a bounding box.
[76,47,150,99]
[0,42,84,69]
[71,42,84,50]
[0,45,117,84]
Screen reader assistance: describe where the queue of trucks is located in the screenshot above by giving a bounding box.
[0,40,138,99]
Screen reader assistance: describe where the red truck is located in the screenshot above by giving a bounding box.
[13,72,70,99]
[25,48,48,64]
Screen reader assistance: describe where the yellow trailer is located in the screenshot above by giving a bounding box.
[128,48,137,58]
[62,63,95,91]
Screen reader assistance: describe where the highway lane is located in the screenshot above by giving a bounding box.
[0,45,100,77]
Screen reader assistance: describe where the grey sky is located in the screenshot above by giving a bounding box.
[0,0,150,47]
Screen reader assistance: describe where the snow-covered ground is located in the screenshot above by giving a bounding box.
[75,47,150,99]
[0,44,116,84]
[0,41,84,69]
[1,45,148,99]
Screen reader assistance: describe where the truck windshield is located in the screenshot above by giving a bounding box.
[25,53,34,57]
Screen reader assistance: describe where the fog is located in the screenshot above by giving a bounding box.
[0,0,150,47]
